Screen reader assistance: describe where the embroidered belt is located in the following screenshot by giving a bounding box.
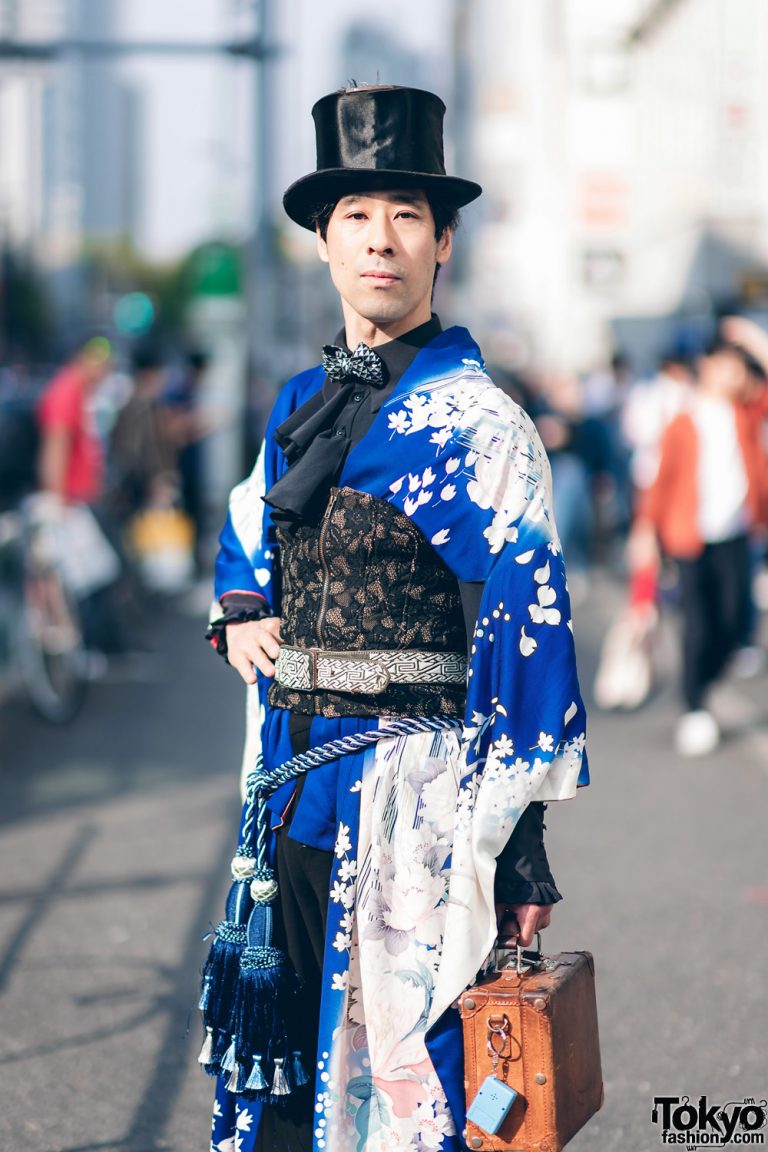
[274,645,467,695]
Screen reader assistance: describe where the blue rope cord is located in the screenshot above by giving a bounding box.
[248,714,461,795]
[243,714,461,876]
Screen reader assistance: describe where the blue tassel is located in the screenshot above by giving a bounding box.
[291,1051,309,1087]
[228,883,303,1103]
[198,880,253,1074]
[245,1054,268,1092]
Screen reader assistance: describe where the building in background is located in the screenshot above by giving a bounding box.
[461,0,768,374]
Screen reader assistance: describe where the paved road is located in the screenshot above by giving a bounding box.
[0,574,765,1152]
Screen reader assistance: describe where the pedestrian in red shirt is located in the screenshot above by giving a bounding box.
[37,336,112,503]
[37,337,127,657]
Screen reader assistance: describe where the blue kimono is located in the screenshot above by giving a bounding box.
[210,326,588,1152]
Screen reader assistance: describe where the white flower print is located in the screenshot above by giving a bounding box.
[519,626,538,657]
[528,584,561,626]
[430,528,450,546]
[483,512,519,554]
[338,857,358,882]
[339,910,354,933]
[335,823,352,858]
[331,970,349,992]
[420,771,459,833]
[422,466,436,487]
[537,732,554,753]
[414,1099,455,1148]
[333,929,352,952]
[235,1109,254,1132]
[389,475,405,494]
[408,473,421,492]
[388,412,410,434]
[404,496,419,516]
[492,733,515,760]
[430,427,452,449]
[445,456,461,474]
[440,483,456,501]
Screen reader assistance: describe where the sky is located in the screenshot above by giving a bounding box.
[118,0,451,259]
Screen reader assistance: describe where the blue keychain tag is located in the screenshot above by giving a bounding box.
[466,1074,518,1135]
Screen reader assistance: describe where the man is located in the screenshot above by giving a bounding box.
[631,321,768,756]
[205,86,589,1152]
[38,336,111,507]
[37,336,125,656]
[108,342,177,524]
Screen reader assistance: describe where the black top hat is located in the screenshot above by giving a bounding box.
[282,85,482,231]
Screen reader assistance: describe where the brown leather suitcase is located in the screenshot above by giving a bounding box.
[457,947,604,1151]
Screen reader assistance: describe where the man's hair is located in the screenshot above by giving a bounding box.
[310,191,461,241]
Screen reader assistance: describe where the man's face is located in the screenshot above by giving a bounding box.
[316,189,452,335]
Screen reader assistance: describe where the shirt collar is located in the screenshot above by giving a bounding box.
[328,314,443,412]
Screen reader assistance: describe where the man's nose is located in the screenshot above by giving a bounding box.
[366,213,396,254]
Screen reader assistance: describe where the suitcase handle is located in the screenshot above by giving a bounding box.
[493,933,544,975]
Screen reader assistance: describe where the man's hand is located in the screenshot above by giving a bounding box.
[226,617,283,684]
[495,902,553,949]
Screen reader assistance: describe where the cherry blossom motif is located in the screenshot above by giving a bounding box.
[408,473,421,492]
[430,528,450,546]
[389,475,405,494]
[440,484,456,501]
[537,732,554,752]
[413,1099,456,1149]
[338,858,358,883]
[444,456,461,474]
[388,411,410,434]
[483,512,519,554]
[334,824,352,858]
[430,427,452,449]
[422,466,436,487]
[492,733,515,759]
[515,549,535,564]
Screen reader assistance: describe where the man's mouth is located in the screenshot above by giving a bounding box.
[361,271,401,285]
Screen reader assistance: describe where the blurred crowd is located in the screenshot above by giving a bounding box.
[492,315,768,756]
[0,336,213,673]
[1,315,767,753]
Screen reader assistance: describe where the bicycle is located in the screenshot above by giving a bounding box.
[0,501,88,724]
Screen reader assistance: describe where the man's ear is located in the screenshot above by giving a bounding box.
[436,227,453,267]
[316,228,329,264]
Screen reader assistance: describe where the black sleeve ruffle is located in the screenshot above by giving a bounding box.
[205,590,273,661]
[494,802,562,907]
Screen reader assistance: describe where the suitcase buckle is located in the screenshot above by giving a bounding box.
[493,932,544,975]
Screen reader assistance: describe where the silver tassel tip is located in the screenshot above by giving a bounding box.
[198,1026,214,1066]
[271,1057,290,1096]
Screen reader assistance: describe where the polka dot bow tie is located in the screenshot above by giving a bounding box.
[322,342,386,387]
